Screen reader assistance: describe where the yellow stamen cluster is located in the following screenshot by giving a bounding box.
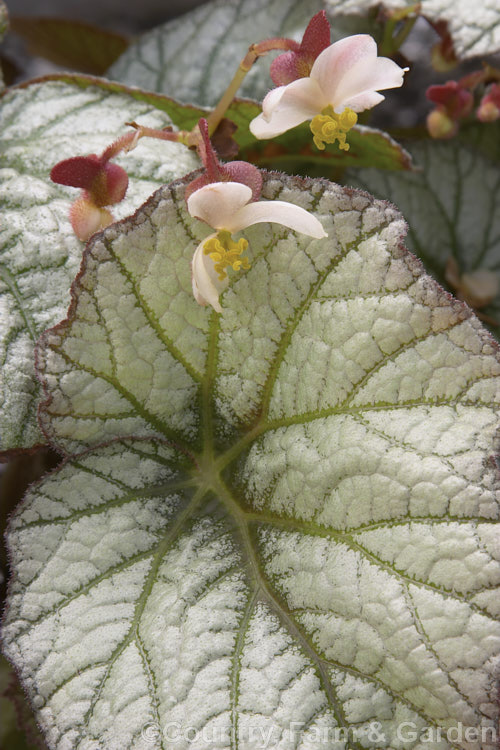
[310,106,358,151]
[203,230,251,281]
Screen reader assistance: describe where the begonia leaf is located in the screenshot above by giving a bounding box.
[3,172,500,750]
[0,77,198,452]
[346,138,500,340]
[108,0,336,107]
[326,0,500,59]
[106,0,412,175]
[10,16,129,76]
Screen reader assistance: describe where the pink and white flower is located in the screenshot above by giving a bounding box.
[250,34,407,143]
[187,181,326,312]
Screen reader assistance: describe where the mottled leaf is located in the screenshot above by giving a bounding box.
[327,0,500,58]
[0,76,198,452]
[106,0,413,174]
[10,16,129,76]
[44,77,412,173]
[346,138,500,339]
[108,0,333,107]
[3,173,500,749]
[460,121,500,165]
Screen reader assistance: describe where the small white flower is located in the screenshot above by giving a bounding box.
[250,34,407,148]
[187,181,327,312]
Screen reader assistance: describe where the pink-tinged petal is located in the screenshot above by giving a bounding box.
[261,85,288,118]
[250,77,326,139]
[310,35,378,102]
[230,199,327,238]
[331,55,407,112]
[340,90,385,113]
[191,235,228,313]
[187,182,253,231]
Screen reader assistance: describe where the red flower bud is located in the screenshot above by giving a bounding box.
[426,81,473,120]
[51,155,128,207]
[51,142,130,241]
[270,10,331,86]
[185,119,262,203]
[477,84,500,123]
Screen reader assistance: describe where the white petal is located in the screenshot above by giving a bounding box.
[340,90,385,113]
[332,55,407,112]
[187,182,252,230]
[191,235,228,313]
[310,35,378,103]
[231,200,327,238]
[249,77,327,139]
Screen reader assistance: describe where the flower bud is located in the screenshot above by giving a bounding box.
[270,10,330,85]
[69,197,114,241]
[185,119,262,202]
[426,109,457,139]
[51,155,128,207]
[477,84,500,123]
[426,81,473,120]
[96,162,129,206]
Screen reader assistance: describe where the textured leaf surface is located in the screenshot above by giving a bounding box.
[3,173,500,749]
[326,0,500,58]
[108,0,329,107]
[105,0,412,174]
[0,77,198,451]
[107,0,500,110]
[346,138,500,340]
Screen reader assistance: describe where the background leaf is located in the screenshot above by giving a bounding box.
[240,120,413,174]
[107,0,500,113]
[0,653,45,749]
[0,76,198,452]
[3,173,500,749]
[345,136,500,339]
[10,16,129,76]
[326,0,500,59]
[108,0,343,106]
[0,0,8,92]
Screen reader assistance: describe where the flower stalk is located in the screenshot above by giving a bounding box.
[204,37,300,137]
